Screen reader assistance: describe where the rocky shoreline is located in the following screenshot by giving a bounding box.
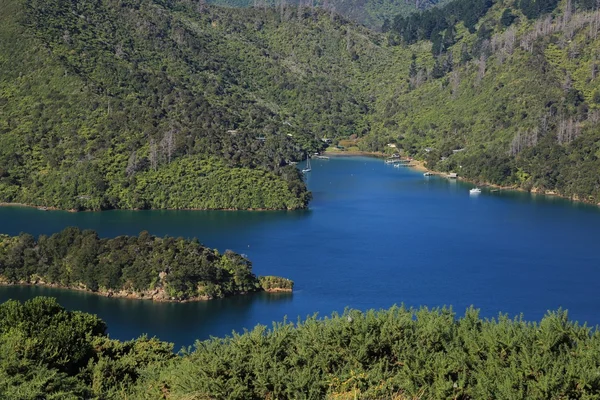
[0,280,292,303]
[0,202,301,213]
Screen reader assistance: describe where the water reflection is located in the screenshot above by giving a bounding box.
[0,285,293,348]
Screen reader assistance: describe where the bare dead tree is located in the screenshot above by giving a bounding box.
[149,139,158,171]
[450,70,461,98]
[540,112,551,135]
[520,32,534,53]
[415,68,426,88]
[160,128,176,164]
[563,73,573,92]
[510,128,539,155]
[126,151,138,177]
[590,109,600,125]
[346,29,351,52]
[557,117,581,144]
[475,55,486,86]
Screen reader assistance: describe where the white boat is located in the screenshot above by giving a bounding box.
[302,156,312,173]
[469,188,482,195]
[315,155,330,160]
[423,172,433,176]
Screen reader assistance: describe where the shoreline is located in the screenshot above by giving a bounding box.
[3,154,598,210]
[0,202,307,213]
[406,159,600,207]
[322,150,387,158]
[0,281,292,303]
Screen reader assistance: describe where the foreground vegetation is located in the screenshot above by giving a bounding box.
[2,297,600,399]
[0,227,293,301]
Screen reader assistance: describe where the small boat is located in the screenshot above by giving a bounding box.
[38,207,48,211]
[315,155,330,160]
[423,172,433,176]
[469,188,482,195]
[302,156,312,173]
[288,161,298,165]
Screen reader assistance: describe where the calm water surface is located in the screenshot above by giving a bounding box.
[1,156,599,349]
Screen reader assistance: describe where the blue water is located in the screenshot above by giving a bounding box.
[1,156,599,349]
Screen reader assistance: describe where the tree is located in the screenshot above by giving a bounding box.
[501,9,515,27]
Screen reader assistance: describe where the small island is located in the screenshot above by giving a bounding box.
[0,228,292,302]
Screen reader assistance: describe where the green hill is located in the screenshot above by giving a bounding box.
[363,0,600,202]
[1,0,373,211]
[2,0,600,209]
[206,0,454,30]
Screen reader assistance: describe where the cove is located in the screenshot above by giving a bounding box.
[1,156,600,350]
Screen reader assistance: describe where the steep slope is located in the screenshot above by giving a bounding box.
[2,0,600,209]
[207,0,454,30]
[0,0,378,211]
[362,0,600,202]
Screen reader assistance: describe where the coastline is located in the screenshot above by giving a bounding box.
[323,150,387,158]
[317,150,599,206]
[0,202,78,212]
[0,281,292,303]
[3,154,598,210]
[406,159,600,207]
[0,202,307,213]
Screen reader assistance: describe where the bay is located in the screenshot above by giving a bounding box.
[1,156,599,349]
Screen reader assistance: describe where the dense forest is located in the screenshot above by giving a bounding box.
[207,0,454,29]
[2,0,347,210]
[0,227,293,300]
[367,0,600,203]
[2,297,600,399]
[3,0,600,209]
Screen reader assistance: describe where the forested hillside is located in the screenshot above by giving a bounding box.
[207,0,453,29]
[0,227,293,301]
[365,0,600,202]
[1,0,374,210]
[2,0,600,209]
[3,297,600,399]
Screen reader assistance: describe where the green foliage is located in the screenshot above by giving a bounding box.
[363,0,600,203]
[123,157,310,210]
[0,227,292,301]
[391,0,494,46]
[3,298,600,399]
[259,275,294,290]
[206,0,455,29]
[3,0,600,207]
[1,0,339,211]
[131,306,600,399]
[500,8,515,26]
[0,297,174,399]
